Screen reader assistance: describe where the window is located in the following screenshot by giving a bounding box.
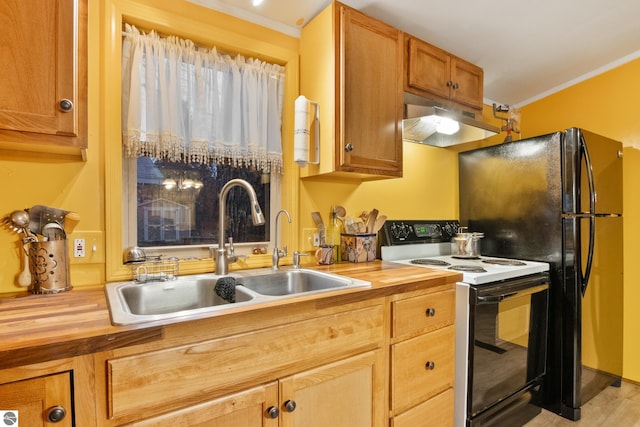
[121,25,285,258]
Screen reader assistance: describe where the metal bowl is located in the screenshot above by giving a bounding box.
[123,246,147,264]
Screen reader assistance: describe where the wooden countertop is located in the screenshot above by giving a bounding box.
[0,261,461,370]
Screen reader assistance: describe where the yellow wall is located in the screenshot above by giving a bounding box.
[518,58,640,382]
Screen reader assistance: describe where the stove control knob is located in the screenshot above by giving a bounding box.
[391,222,410,240]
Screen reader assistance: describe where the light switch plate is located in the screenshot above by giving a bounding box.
[302,228,319,251]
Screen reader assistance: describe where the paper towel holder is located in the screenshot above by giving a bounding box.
[294,95,320,167]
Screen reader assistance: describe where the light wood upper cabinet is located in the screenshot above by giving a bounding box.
[0,372,73,426]
[0,0,87,158]
[405,36,484,111]
[300,1,403,180]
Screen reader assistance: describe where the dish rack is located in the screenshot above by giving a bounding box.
[131,258,179,283]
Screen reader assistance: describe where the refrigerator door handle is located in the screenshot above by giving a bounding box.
[580,133,596,296]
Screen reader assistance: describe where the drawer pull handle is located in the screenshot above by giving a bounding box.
[283,399,297,412]
[46,406,67,423]
[266,406,280,419]
[425,361,435,370]
[425,308,436,317]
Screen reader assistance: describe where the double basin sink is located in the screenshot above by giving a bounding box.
[105,268,371,325]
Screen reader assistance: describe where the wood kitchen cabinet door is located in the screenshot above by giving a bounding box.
[0,372,73,426]
[279,350,385,427]
[405,36,483,111]
[0,0,87,157]
[338,5,404,177]
[300,2,403,180]
[450,56,484,110]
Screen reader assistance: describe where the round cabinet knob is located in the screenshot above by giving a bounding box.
[46,406,67,423]
[283,399,297,412]
[265,406,280,419]
[59,99,74,112]
[344,143,354,152]
[452,83,459,90]
[425,361,435,370]
[446,80,453,87]
[425,308,436,317]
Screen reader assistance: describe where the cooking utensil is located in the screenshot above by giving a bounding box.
[373,215,386,233]
[42,221,66,241]
[451,228,484,258]
[366,209,378,233]
[5,210,35,287]
[123,246,147,264]
[27,205,79,236]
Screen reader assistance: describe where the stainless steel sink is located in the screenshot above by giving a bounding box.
[236,269,354,296]
[120,278,254,315]
[105,268,370,325]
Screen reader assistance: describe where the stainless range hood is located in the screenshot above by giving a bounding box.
[403,93,500,147]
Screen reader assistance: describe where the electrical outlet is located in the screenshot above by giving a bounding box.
[69,231,104,264]
[74,238,86,257]
[302,228,320,251]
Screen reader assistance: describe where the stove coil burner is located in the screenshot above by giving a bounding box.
[482,259,527,266]
[449,265,487,273]
[452,255,480,260]
[410,259,451,266]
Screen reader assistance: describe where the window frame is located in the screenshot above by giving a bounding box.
[103,1,300,282]
[122,156,282,260]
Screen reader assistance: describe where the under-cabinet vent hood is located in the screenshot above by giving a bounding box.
[403,93,500,147]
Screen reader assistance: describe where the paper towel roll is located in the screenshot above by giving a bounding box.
[294,95,310,167]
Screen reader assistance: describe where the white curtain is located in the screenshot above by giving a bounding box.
[121,24,285,173]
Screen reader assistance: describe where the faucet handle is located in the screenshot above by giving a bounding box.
[293,251,308,269]
[228,237,235,255]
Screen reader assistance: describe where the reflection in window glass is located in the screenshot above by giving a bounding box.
[135,157,270,247]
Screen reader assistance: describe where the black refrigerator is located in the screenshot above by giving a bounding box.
[458,128,623,421]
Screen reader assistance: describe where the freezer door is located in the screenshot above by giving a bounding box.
[563,128,623,215]
[459,132,563,263]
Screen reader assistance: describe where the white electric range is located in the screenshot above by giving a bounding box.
[379,220,550,427]
[379,220,549,283]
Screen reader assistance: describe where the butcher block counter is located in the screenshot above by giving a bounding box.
[0,261,461,426]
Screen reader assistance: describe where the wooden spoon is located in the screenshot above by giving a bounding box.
[373,215,387,233]
[366,209,378,233]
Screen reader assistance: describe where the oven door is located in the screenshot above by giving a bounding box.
[468,274,549,424]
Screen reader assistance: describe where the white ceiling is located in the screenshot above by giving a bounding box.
[189,0,640,107]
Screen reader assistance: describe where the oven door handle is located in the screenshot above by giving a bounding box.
[476,284,549,303]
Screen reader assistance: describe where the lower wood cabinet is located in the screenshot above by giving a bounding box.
[99,301,386,426]
[279,350,382,427]
[125,381,280,426]
[389,284,456,426]
[113,351,382,427]
[0,372,73,426]
[0,278,458,427]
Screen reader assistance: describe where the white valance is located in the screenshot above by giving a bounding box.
[121,24,285,173]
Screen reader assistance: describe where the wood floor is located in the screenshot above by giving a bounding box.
[524,381,640,426]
